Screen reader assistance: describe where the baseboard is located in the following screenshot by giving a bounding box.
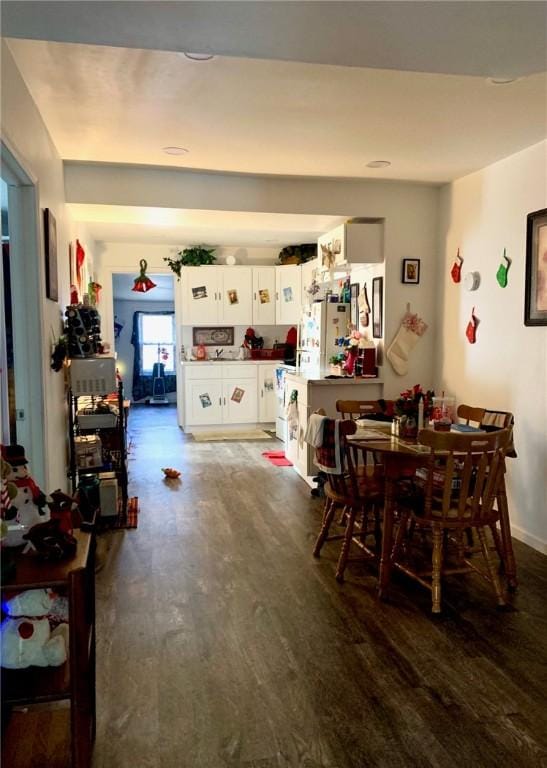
[510,524,547,555]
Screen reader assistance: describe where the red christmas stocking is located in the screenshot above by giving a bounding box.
[466,307,479,344]
[451,249,463,283]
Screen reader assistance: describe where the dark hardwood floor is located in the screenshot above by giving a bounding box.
[93,405,547,768]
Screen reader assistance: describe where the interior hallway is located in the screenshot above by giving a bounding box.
[93,405,547,768]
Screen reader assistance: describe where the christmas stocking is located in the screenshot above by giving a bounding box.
[387,306,428,376]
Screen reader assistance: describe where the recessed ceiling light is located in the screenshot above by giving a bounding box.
[366,160,391,169]
[162,146,189,156]
[487,77,518,85]
[184,52,215,61]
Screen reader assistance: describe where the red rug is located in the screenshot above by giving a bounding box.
[262,451,293,467]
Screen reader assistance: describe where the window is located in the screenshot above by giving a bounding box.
[139,313,175,374]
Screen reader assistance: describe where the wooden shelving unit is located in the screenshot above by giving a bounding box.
[1,530,96,768]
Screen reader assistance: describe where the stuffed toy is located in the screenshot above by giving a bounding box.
[1,445,50,547]
[161,467,181,479]
[0,618,68,669]
[23,519,77,561]
[47,489,82,534]
[1,457,17,514]
[1,587,69,669]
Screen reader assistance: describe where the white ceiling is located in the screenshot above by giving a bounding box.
[3,1,546,246]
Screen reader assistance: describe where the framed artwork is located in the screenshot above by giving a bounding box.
[372,276,383,338]
[43,208,58,301]
[192,327,235,346]
[402,258,420,284]
[350,283,360,329]
[524,208,547,326]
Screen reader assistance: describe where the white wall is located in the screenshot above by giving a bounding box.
[70,166,440,397]
[437,140,547,553]
[113,298,177,403]
[1,41,74,491]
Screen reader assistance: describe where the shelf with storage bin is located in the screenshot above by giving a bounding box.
[68,380,128,519]
[1,530,95,768]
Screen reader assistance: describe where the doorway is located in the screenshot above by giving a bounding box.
[112,272,178,433]
[0,144,46,484]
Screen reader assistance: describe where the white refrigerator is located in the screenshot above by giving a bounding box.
[298,301,350,377]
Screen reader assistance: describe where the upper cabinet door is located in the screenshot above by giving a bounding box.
[275,265,302,325]
[252,267,276,325]
[181,266,220,324]
[219,267,253,325]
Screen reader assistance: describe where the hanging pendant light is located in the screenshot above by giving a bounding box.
[132,259,157,293]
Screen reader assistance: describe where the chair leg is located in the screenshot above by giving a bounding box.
[497,486,518,590]
[477,527,506,608]
[313,499,336,557]
[335,505,358,583]
[337,505,348,525]
[391,510,409,562]
[489,523,504,567]
[431,526,444,614]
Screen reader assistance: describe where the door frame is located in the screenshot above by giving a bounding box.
[1,140,47,485]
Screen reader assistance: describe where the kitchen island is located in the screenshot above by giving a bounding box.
[284,370,383,485]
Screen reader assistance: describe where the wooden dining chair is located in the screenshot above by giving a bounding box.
[312,419,384,582]
[336,399,392,421]
[457,403,517,588]
[391,428,512,613]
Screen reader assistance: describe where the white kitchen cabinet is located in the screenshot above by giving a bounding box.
[318,221,383,271]
[181,266,253,325]
[258,364,277,422]
[182,362,260,428]
[219,267,253,324]
[300,259,317,309]
[275,265,302,325]
[252,267,277,325]
[186,379,224,425]
[181,266,220,325]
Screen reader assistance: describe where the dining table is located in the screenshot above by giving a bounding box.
[347,422,517,598]
[347,424,430,597]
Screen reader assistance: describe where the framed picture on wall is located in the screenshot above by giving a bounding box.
[43,208,58,301]
[402,258,420,284]
[524,208,547,326]
[349,283,360,329]
[372,277,383,338]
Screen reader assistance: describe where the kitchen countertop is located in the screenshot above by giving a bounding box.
[181,359,293,366]
[285,369,382,386]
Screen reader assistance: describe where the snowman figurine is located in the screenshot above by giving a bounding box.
[1,445,50,547]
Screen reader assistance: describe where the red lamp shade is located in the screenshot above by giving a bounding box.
[132,259,157,293]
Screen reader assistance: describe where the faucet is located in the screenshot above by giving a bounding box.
[215,348,223,359]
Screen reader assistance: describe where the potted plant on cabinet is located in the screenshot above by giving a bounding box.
[164,245,216,279]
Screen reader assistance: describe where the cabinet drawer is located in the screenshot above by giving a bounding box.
[222,364,257,380]
[183,365,222,380]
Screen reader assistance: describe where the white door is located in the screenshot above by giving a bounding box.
[276,265,302,325]
[252,267,276,325]
[258,364,277,422]
[186,379,223,425]
[219,267,253,325]
[182,266,219,324]
[222,379,258,424]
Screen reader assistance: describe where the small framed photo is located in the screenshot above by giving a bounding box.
[402,258,420,284]
[524,208,547,326]
[372,276,383,338]
[43,208,58,301]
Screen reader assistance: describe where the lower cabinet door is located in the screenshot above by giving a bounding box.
[222,380,258,424]
[258,364,277,422]
[186,380,223,425]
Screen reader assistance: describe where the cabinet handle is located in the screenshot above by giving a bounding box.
[254,292,257,300]
[276,292,279,301]
[261,390,263,398]
[219,397,222,406]
[224,397,226,406]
